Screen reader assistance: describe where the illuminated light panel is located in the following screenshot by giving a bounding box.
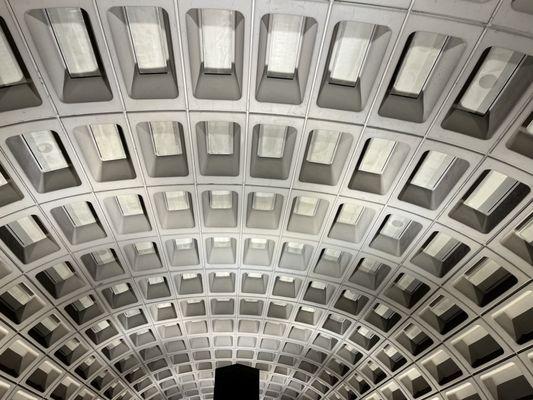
[423,232,460,261]
[174,238,194,250]
[286,242,304,254]
[252,192,276,211]
[115,194,143,216]
[0,170,7,186]
[90,124,127,161]
[73,296,94,311]
[380,215,412,239]
[0,26,25,87]
[459,47,524,115]
[45,262,74,283]
[266,14,305,79]
[92,249,115,265]
[124,6,169,74]
[463,170,517,215]
[392,32,447,97]
[249,238,267,250]
[516,216,533,243]
[359,138,397,174]
[7,216,47,246]
[209,190,232,209]
[328,21,374,86]
[164,191,189,211]
[410,151,455,190]
[213,237,232,248]
[306,130,341,165]
[134,242,155,255]
[337,203,364,225]
[526,119,533,135]
[147,277,164,285]
[64,202,96,227]
[322,248,341,262]
[46,8,100,77]
[293,196,319,217]
[111,283,129,295]
[199,9,235,74]
[149,121,182,156]
[257,125,287,158]
[206,121,233,155]
[22,131,69,172]
[7,284,33,305]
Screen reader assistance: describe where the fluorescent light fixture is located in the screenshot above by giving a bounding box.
[286,242,304,254]
[248,272,262,279]
[134,242,154,255]
[293,196,319,217]
[64,202,95,227]
[182,273,197,280]
[93,320,110,332]
[266,14,305,79]
[7,216,46,246]
[115,194,143,216]
[337,203,364,225]
[45,8,100,78]
[328,21,374,86]
[516,216,533,243]
[92,249,115,265]
[257,125,287,158]
[209,190,232,209]
[213,237,232,248]
[149,121,182,156]
[279,276,294,283]
[111,283,129,295]
[124,309,141,318]
[215,272,230,278]
[199,9,235,74]
[40,316,59,332]
[22,131,69,172]
[124,6,169,74]
[463,170,517,214]
[73,296,94,311]
[396,274,420,292]
[410,151,455,190]
[249,238,267,250]
[310,281,326,290]
[359,138,396,174]
[7,284,33,306]
[323,248,341,262]
[90,124,127,161]
[147,276,164,285]
[459,47,524,115]
[306,130,341,165]
[0,26,24,87]
[0,170,7,187]
[423,232,460,261]
[526,119,533,135]
[380,215,411,239]
[45,262,74,283]
[375,303,394,318]
[392,32,447,97]
[164,191,189,211]
[466,258,503,288]
[206,121,233,155]
[358,258,381,274]
[252,192,276,211]
[174,238,193,250]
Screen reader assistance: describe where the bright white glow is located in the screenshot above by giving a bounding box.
[116,194,143,216]
[328,21,374,86]
[410,151,455,190]
[306,130,341,165]
[174,238,193,250]
[337,203,364,225]
[424,232,459,261]
[293,196,319,217]
[286,242,304,254]
[257,125,287,158]
[459,47,523,115]
[213,237,232,248]
[111,283,129,295]
[215,272,230,278]
[380,215,411,239]
[516,216,533,243]
[182,273,197,280]
[359,138,396,174]
[249,238,267,250]
[7,284,33,306]
[7,216,46,246]
[279,276,294,283]
[266,14,305,78]
[124,308,141,316]
[209,190,232,209]
[0,27,24,87]
[45,262,74,282]
[164,191,189,211]
[199,9,234,73]
[46,8,99,77]
[323,248,341,262]
[22,131,69,172]
[150,121,182,156]
[392,32,447,97]
[125,7,169,74]
[147,277,164,285]
[252,192,276,211]
[311,281,326,290]
[463,170,517,214]
[134,242,154,255]
[206,121,233,155]
[90,124,127,161]
[64,202,96,227]
[248,272,262,279]
[92,249,115,265]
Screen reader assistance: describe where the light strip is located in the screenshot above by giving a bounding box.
[392,31,447,97]
[7,216,46,246]
[328,21,374,86]
[359,138,397,174]
[459,47,524,115]
[90,124,127,161]
[199,9,235,74]
[463,170,517,214]
[149,121,182,156]
[64,202,96,227]
[115,194,143,216]
[0,26,24,87]
[22,131,69,172]
[46,8,100,78]
[306,130,341,165]
[206,121,233,155]
[410,151,455,190]
[124,6,169,74]
[266,14,305,79]
[257,125,287,158]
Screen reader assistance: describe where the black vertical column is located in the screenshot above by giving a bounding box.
[214,364,259,400]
